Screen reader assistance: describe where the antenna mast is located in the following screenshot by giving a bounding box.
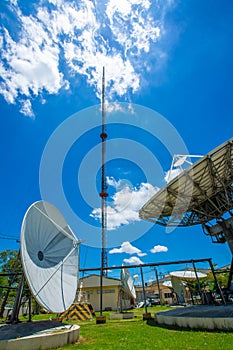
[99,66,108,277]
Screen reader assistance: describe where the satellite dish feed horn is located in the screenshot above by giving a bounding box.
[20,201,80,313]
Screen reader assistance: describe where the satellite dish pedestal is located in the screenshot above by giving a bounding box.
[204,217,233,290]
[118,286,123,313]
[217,219,233,255]
[204,216,233,255]
[7,274,25,324]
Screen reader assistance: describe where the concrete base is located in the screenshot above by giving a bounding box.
[143,312,152,320]
[0,321,80,350]
[154,304,233,331]
[110,312,134,320]
[96,316,106,324]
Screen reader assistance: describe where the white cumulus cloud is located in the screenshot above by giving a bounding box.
[150,245,168,253]
[90,176,159,230]
[109,241,147,256]
[0,0,176,116]
[164,168,183,183]
[19,99,34,118]
[123,256,144,265]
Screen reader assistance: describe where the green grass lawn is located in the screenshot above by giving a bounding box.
[54,306,233,350]
[2,306,233,350]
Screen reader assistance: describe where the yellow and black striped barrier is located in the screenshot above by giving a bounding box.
[60,303,94,321]
[87,303,95,317]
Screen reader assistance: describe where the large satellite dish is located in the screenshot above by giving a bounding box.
[20,201,79,313]
[139,138,233,227]
[139,138,233,256]
[121,265,136,299]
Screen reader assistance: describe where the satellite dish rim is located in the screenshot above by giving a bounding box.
[170,270,207,280]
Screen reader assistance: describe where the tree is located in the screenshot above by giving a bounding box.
[0,250,22,318]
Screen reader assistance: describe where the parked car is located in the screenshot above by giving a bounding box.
[214,292,233,303]
[148,298,160,305]
[136,300,151,308]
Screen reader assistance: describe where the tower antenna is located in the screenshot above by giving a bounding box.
[98,67,108,321]
[99,66,108,276]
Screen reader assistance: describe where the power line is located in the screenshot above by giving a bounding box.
[0,233,20,243]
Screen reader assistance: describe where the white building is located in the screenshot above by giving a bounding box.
[78,274,133,311]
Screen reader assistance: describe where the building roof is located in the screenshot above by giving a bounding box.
[79,274,121,288]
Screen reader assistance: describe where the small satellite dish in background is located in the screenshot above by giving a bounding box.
[169,270,207,304]
[20,200,80,313]
[170,270,207,281]
[121,265,136,299]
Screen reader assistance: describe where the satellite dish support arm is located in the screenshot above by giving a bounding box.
[7,274,25,324]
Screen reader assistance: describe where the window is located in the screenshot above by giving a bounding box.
[85,290,93,295]
[97,289,115,294]
[164,293,173,298]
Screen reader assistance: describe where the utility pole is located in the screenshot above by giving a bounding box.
[154,268,162,306]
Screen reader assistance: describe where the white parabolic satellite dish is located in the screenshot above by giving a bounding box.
[121,265,136,299]
[20,201,79,313]
[170,270,207,281]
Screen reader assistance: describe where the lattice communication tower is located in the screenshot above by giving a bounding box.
[99,67,108,276]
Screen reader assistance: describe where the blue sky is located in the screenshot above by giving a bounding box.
[0,0,233,282]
